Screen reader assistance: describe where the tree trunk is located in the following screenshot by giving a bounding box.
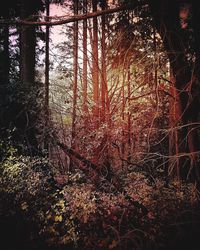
[0,24,9,86]
[44,0,50,151]
[192,1,200,77]
[168,69,182,180]
[20,1,36,85]
[127,63,131,162]
[19,0,38,154]
[82,0,88,120]
[149,0,200,182]
[0,8,10,135]
[72,0,79,148]
[92,0,99,120]
[121,60,125,166]
[101,0,107,122]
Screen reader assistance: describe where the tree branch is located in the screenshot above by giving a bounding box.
[0,3,139,26]
[56,140,98,171]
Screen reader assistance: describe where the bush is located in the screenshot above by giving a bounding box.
[0,153,199,250]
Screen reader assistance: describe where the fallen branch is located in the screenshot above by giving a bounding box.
[56,140,98,171]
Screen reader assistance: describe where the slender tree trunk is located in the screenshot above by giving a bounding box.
[0,25,9,85]
[44,0,50,151]
[82,0,88,120]
[100,0,110,125]
[168,69,182,180]
[127,63,131,162]
[0,9,10,133]
[92,0,99,120]
[98,0,112,170]
[153,26,158,88]
[121,60,125,166]
[0,9,10,86]
[101,0,106,122]
[72,0,79,148]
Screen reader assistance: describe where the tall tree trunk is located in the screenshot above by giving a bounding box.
[82,0,88,120]
[168,69,182,180]
[44,0,50,151]
[98,0,112,171]
[92,0,99,120]
[149,0,200,182]
[121,61,125,166]
[19,0,38,154]
[72,0,79,148]
[0,8,10,135]
[20,1,36,85]
[0,24,9,86]
[192,1,200,77]
[127,63,131,162]
[101,0,107,122]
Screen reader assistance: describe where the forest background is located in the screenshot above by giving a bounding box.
[0,1,200,250]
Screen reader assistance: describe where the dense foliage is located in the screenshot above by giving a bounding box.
[0,146,199,250]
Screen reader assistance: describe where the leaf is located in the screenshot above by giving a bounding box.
[55,215,63,222]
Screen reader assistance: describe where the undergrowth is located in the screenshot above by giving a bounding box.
[0,147,200,250]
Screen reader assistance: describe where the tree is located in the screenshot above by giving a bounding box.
[0,12,9,86]
[149,0,200,182]
[0,0,44,153]
[92,0,100,120]
[71,0,79,149]
[100,0,107,121]
[19,0,36,84]
[44,0,50,151]
[0,6,10,136]
[17,0,44,154]
[82,0,89,119]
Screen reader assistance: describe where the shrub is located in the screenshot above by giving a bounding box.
[0,153,199,250]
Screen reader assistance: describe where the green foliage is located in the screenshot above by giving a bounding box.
[0,153,55,219]
[0,135,18,161]
[0,80,44,154]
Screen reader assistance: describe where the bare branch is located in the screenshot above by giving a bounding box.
[0,3,139,26]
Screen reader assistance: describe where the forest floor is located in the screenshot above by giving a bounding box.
[1,154,200,250]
